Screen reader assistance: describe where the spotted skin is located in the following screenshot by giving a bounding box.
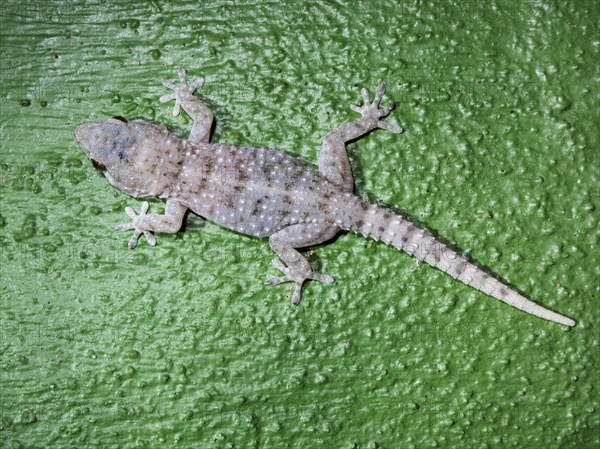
[74,68,576,327]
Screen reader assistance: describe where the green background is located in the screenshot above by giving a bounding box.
[1,1,598,447]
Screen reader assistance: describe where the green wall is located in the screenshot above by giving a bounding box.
[1,1,598,447]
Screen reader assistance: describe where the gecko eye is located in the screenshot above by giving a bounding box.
[91,159,107,172]
[112,116,128,123]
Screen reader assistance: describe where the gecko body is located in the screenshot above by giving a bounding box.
[74,68,575,327]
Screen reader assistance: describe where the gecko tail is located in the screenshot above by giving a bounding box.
[346,199,576,327]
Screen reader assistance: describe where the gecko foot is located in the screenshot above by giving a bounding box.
[159,67,205,116]
[265,259,334,306]
[350,84,403,134]
[116,201,157,250]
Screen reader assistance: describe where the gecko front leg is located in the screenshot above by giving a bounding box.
[116,199,187,249]
[319,83,403,190]
[160,67,214,144]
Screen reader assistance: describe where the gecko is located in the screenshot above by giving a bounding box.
[74,68,576,327]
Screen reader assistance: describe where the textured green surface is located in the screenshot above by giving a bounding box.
[1,1,599,448]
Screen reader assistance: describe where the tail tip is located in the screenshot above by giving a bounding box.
[555,315,576,327]
[564,317,577,327]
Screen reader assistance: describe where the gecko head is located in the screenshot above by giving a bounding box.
[74,117,134,169]
[74,117,150,196]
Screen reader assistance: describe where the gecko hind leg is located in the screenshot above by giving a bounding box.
[266,224,339,305]
[319,83,403,191]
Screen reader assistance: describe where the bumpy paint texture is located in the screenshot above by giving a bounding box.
[1,1,598,448]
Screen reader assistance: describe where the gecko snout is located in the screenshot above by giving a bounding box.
[74,122,90,148]
[74,122,104,157]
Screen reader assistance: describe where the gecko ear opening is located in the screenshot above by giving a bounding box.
[111,116,128,123]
